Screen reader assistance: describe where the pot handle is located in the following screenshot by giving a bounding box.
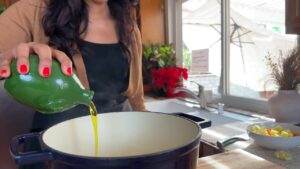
[174,113,212,129]
[10,133,54,165]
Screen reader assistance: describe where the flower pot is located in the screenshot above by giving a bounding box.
[268,90,300,124]
[152,88,167,97]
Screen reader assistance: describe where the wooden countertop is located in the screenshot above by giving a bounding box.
[197,149,285,169]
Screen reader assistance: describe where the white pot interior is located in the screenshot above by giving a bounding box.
[42,112,200,157]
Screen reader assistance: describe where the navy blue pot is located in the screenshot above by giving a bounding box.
[10,112,201,169]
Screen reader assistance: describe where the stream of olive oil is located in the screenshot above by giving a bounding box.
[89,102,99,156]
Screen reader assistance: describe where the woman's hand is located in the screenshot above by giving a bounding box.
[0,42,73,78]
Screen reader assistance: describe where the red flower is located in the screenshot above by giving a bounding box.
[151,66,189,97]
[181,68,188,80]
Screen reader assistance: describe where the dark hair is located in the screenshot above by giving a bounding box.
[42,0,136,58]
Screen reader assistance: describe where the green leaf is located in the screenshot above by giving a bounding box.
[142,43,176,68]
[158,59,165,67]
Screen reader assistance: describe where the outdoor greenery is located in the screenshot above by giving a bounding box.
[183,46,192,70]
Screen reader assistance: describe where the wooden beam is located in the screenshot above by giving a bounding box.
[140,0,166,44]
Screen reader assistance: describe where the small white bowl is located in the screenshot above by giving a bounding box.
[247,122,300,150]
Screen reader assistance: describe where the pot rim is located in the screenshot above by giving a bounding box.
[40,111,202,161]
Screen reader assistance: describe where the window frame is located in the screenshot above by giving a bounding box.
[168,0,271,113]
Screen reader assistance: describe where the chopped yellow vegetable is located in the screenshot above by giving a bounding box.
[285,130,294,137]
[274,125,284,132]
[269,129,279,136]
[251,124,262,131]
[280,131,291,138]
[274,151,293,161]
[250,125,294,138]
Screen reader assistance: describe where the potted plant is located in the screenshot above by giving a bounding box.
[142,44,188,97]
[266,49,300,124]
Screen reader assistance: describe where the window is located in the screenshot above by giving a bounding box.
[182,0,222,102]
[229,0,297,100]
[170,0,298,112]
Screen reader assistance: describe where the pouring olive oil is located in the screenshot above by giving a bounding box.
[4,55,100,156]
[89,102,99,156]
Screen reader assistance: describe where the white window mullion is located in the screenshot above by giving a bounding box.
[166,0,183,67]
[174,0,183,67]
[221,0,230,96]
[165,0,174,44]
[221,0,269,113]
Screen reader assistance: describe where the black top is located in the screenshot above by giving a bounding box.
[80,40,129,112]
[26,41,130,169]
[31,41,129,131]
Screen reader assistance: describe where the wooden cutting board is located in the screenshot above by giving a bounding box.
[197,149,285,169]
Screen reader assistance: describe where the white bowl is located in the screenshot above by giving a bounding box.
[247,122,300,150]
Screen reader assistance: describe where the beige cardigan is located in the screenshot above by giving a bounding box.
[0,0,145,111]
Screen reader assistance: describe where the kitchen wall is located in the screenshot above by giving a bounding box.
[140,0,166,44]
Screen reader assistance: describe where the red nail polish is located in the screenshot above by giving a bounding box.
[20,64,28,74]
[67,67,72,76]
[43,67,50,77]
[0,69,7,76]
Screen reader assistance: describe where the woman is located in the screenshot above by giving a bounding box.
[0,0,145,168]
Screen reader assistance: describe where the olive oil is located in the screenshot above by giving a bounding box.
[89,102,99,156]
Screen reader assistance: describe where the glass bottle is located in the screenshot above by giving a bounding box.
[4,55,94,114]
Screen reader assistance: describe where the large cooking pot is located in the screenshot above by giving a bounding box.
[10,112,201,169]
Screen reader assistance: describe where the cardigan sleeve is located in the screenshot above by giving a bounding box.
[0,0,33,53]
[128,25,146,111]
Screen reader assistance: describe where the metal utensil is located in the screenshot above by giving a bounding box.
[216,133,249,151]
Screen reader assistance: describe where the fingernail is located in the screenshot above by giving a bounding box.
[20,64,28,74]
[42,67,51,77]
[0,69,7,76]
[67,67,72,76]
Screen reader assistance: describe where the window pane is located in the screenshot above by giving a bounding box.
[182,0,222,101]
[229,0,297,100]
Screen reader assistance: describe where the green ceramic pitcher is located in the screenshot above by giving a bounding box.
[4,55,94,114]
